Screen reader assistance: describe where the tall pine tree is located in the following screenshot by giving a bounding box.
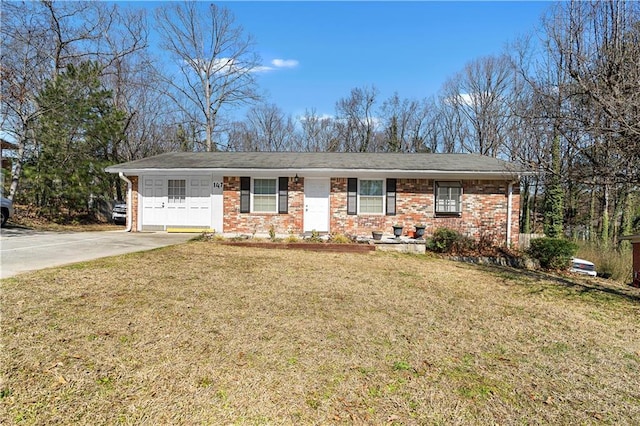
[31,61,125,219]
[543,136,564,238]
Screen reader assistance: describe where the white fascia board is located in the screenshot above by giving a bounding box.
[110,167,522,180]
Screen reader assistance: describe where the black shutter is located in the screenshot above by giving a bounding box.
[386,178,396,216]
[278,177,288,214]
[347,178,357,215]
[240,177,250,213]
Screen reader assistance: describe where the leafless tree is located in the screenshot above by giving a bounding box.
[379,93,432,152]
[1,0,146,201]
[441,55,514,157]
[556,1,640,182]
[434,93,468,154]
[225,121,254,151]
[539,0,640,241]
[154,1,262,152]
[244,103,296,151]
[297,109,339,152]
[506,0,640,241]
[334,85,379,152]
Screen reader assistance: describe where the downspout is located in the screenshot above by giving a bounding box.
[119,172,133,232]
[506,181,514,247]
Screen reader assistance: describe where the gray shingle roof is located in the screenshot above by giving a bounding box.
[106,151,529,176]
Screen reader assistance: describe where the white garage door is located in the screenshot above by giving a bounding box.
[142,177,166,227]
[141,175,215,230]
[187,177,213,227]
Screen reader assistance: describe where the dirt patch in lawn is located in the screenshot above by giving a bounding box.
[2,243,639,424]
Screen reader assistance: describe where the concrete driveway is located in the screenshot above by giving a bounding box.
[0,228,194,279]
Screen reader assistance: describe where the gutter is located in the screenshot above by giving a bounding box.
[506,181,514,247]
[118,172,133,232]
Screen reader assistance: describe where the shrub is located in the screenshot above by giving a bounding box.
[307,229,323,243]
[527,237,577,270]
[329,233,351,244]
[427,228,462,253]
[286,230,299,243]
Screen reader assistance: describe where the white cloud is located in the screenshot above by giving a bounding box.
[444,92,478,107]
[253,58,299,73]
[183,57,299,74]
[271,58,299,68]
[252,65,275,73]
[299,113,334,122]
[458,93,475,106]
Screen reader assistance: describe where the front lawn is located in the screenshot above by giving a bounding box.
[1,242,639,424]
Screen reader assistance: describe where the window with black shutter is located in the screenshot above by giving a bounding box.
[347,178,357,215]
[240,176,250,213]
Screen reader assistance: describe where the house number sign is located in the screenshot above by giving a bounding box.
[212,181,223,189]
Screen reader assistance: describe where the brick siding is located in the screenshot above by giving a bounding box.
[129,176,139,231]
[223,176,304,235]
[127,174,520,246]
[223,177,520,247]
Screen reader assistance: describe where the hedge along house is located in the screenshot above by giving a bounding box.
[105,152,528,246]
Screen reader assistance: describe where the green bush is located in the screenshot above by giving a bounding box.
[427,228,463,253]
[528,237,577,270]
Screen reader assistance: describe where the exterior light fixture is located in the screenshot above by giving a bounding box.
[294,174,299,183]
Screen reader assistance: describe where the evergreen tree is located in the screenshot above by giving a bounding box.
[543,136,564,238]
[30,61,125,219]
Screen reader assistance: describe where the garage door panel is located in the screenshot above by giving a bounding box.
[141,175,217,229]
[186,177,212,226]
[142,177,166,226]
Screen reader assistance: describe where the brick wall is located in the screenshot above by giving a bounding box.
[327,178,519,246]
[129,176,139,232]
[219,176,521,246]
[223,176,304,235]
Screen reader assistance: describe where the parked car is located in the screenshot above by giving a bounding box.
[1,196,14,227]
[569,257,597,277]
[111,201,127,225]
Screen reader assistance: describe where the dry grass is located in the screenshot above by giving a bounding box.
[575,241,633,283]
[2,242,639,425]
[8,203,123,232]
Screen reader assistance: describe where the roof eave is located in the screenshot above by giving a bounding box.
[105,166,526,180]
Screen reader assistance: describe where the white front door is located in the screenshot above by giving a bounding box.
[141,176,166,226]
[304,178,330,232]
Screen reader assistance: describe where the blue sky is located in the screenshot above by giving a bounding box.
[140,1,553,119]
[218,1,553,118]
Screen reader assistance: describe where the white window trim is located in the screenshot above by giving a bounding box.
[251,177,278,213]
[358,179,385,215]
[435,181,462,216]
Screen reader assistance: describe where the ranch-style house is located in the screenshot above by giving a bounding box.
[105,151,528,246]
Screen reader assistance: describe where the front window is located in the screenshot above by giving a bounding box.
[253,178,277,212]
[168,179,186,203]
[435,181,462,215]
[359,179,384,214]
